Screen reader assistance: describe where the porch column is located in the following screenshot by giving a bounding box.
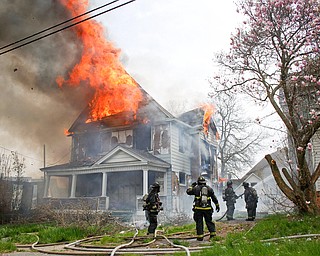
[101,172,107,197]
[143,169,148,195]
[70,174,77,198]
[43,173,50,197]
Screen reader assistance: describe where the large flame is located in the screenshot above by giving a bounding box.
[201,103,215,136]
[56,0,143,122]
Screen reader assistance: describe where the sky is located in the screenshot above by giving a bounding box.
[92,0,243,111]
[0,0,282,177]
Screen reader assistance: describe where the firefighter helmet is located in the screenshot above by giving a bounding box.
[197,176,206,185]
[227,180,232,186]
[243,182,249,187]
[151,182,160,191]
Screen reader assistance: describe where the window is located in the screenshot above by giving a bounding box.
[111,130,133,147]
[153,124,170,155]
[179,172,186,185]
[179,129,188,153]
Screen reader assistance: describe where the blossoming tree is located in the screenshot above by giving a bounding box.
[213,0,320,214]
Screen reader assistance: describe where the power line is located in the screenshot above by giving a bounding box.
[0,145,42,162]
[0,0,120,52]
[0,0,136,56]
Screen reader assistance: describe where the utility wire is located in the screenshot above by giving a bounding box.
[0,145,42,162]
[0,0,136,56]
[0,0,120,52]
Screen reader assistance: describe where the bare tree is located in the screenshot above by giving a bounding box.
[0,151,25,216]
[212,0,320,214]
[0,152,13,215]
[212,93,267,179]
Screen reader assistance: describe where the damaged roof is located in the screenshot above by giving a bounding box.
[178,107,218,134]
[68,82,174,133]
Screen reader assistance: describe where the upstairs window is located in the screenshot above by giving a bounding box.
[153,124,170,155]
[111,130,133,147]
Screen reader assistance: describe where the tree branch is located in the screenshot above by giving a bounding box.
[265,154,295,202]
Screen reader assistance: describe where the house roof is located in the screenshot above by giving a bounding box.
[233,148,288,191]
[178,107,218,134]
[178,108,204,127]
[68,82,174,133]
[41,144,170,172]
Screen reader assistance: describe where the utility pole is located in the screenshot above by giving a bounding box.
[43,144,46,168]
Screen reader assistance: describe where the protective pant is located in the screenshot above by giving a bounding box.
[193,209,216,239]
[147,212,158,234]
[226,203,235,220]
[246,202,257,220]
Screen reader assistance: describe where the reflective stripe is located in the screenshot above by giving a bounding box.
[195,196,211,200]
[194,206,212,210]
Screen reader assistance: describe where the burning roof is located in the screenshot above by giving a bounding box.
[57,0,145,125]
[67,82,174,134]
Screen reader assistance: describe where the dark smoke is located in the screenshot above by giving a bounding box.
[0,0,92,175]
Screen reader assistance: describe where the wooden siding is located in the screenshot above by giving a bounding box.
[311,130,320,191]
[169,124,191,174]
[102,150,139,164]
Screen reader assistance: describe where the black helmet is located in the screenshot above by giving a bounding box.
[227,180,232,186]
[197,176,206,185]
[151,182,160,191]
[243,182,249,187]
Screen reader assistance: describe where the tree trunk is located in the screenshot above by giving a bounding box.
[265,154,320,215]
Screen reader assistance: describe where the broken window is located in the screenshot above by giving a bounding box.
[111,130,133,147]
[153,124,170,155]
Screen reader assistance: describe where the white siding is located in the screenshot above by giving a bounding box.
[170,124,191,174]
[311,130,320,191]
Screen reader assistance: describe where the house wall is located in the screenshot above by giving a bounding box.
[311,130,320,191]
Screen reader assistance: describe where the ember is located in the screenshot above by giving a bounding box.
[56,0,143,122]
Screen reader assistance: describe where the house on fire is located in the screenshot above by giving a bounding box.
[40,86,219,217]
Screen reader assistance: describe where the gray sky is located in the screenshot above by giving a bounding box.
[1,0,281,177]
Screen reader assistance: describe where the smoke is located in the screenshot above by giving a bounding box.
[0,0,92,176]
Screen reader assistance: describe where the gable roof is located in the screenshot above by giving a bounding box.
[240,148,288,182]
[68,82,174,133]
[178,107,218,134]
[94,144,171,168]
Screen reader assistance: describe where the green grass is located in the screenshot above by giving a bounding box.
[193,214,320,256]
[194,239,320,256]
[1,214,320,254]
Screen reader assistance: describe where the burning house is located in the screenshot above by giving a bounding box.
[41,86,219,217]
[38,0,219,218]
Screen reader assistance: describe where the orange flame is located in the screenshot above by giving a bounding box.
[57,0,143,122]
[201,103,215,136]
[64,128,73,136]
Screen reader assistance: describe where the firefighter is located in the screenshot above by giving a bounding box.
[222,180,238,220]
[243,182,258,221]
[186,176,220,241]
[145,182,163,236]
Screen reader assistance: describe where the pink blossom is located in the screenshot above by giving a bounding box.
[307,143,312,150]
[297,146,304,151]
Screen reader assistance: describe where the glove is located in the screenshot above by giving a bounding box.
[215,204,220,212]
[192,182,197,187]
